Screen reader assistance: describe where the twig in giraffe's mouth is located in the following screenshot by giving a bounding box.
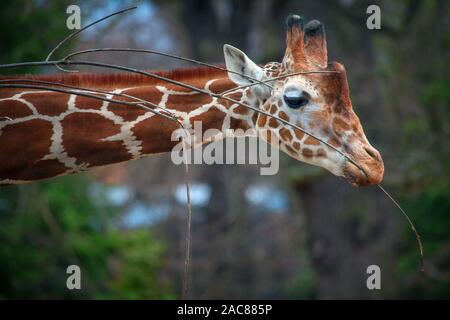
[343,160,372,186]
[343,163,364,186]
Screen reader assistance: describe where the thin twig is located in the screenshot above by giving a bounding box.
[45,6,137,72]
[377,184,424,272]
[63,48,272,90]
[181,132,192,300]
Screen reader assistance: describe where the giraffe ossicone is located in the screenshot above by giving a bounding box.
[0,14,383,186]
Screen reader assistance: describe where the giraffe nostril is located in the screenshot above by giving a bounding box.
[364,146,379,161]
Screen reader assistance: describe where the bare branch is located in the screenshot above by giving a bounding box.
[45,6,137,72]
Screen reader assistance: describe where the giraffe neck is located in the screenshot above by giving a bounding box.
[0,67,257,184]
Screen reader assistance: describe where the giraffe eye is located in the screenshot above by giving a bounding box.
[283,89,309,109]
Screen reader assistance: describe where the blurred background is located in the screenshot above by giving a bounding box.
[0,0,449,299]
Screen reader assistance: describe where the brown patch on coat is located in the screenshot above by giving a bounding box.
[328,137,342,148]
[294,128,304,140]
[257,115,268,127]
[251,112,258,125]
[268,117,279,128]
[62,113,131,166]
[108,87,165,122]
[302,148,314,158]
[208,78,236,94]
[23,92,69,116]
[333,117,350,136]
[280,128,293,142]
[132,117,180,154]
[285,144,298,156]
[166,92,213,113]
[71,95,103,110]
[229,117,249,131]
[190,105,226,130]
[269,104,277,114]
[20,159,68,181]
[278,111,289,121]
[316,149,326,157]
[231,104,250,115]
[0,99,34,119]
[0,119,54,180]
[304,136,320,145]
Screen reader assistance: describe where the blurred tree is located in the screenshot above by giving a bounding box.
[291,0,450,299]
[0,1,71,73]
[0,178,172,299]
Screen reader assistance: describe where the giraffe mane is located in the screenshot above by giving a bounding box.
[0,65,228,89]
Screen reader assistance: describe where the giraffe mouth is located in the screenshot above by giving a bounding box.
[343,159,383,187]
[340,140,385,187]
[343,162,370,186]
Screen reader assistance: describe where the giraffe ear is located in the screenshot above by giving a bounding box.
[223,44,264,86]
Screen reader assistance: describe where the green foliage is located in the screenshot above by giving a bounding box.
[396,29,450,298]
[0,1,73,74]
[104,230,174,299]
[283,252,317,299]
[398,179,450,298]
[0,175,173,299]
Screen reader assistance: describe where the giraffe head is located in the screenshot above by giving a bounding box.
[224,15,384,186]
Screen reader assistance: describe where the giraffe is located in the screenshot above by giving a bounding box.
[0,15,383,186]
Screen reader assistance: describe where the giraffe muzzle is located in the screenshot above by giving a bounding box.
[343,144,384,186]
